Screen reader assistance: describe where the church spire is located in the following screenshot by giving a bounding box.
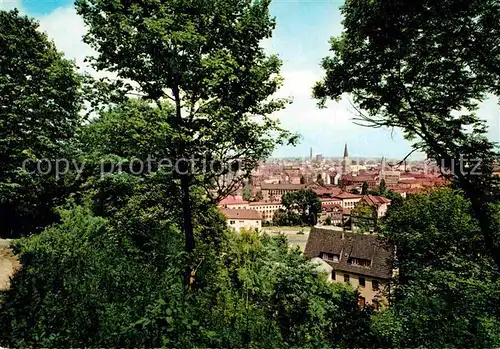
[343,143,349,158]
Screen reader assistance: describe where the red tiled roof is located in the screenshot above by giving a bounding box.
[220,208,262,220]
[218,195,249,206]
[334,192,364,199]
[363,195,391,206]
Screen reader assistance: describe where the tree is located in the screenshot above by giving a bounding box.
[379,179,387,196]
[0,203,187,347]
[350,201,376,233]
[324,216,332,226]
[384,190,403,203]
[361,182,369,195]
[375,188,500,347]
[281,189,321,226]
[255,190,264,202]
[313,0,500,268]
[0,10,84,238]
[0,201,376,348]
[350,188,360,195]
[316,173,324,186]
[242,183,252,202]
[272,209,301,227]
[75,0,296,281]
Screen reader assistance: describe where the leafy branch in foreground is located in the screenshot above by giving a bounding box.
[75,0,297,281]
[314,0,500,268]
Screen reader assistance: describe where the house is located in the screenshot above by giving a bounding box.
[220,208,262,231]
[259,183,306,201]
[380,170,400,187]
[305,227,394,309]
[361,195,391,218]
[249,201,284,222]
[341,174,378,189]
[327,172,341,186]
[319,204,343,225]
[332,192,363,209]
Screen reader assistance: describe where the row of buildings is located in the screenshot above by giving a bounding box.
[252,144,447,198]
[219,185,391,229]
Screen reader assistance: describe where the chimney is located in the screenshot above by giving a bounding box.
[341,232,345,240]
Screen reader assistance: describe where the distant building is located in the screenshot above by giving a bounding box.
[361,195,391,218]
[327,172,341,186]
[305,227,394,309]
[259,183,306,201]
[332,192,363,209]
[341,174,378,189]
[220,208,262,231]
[316,154,323,162]
[319,204,344,225]
[382,170,400,187]
[380,158,400,187]
[249,201,284,222]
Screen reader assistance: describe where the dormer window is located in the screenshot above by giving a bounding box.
[321,252,340,262]
[347,257,371,267]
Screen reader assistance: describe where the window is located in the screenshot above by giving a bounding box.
[344,274,350,283]
[229,220,235,224]
[359,277,365,287]
[372,280,379,291]
[239,221,244,223]
[347,257,371,267]
[331,271,336,280]
[321,253,339,262]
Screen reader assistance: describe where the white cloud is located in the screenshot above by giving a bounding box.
[0,0,22,11]
[275,69,355,129]
[37,6,95,73]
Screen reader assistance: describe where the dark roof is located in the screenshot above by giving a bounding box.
[220,208,262,220]
[304,227,393,279]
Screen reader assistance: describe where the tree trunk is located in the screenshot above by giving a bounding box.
[171,80,196,288]
[181,174,195,288]
[181,174,195,254]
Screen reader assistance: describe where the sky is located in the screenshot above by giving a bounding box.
[2,0,499,159]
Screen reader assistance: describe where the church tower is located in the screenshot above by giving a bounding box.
[342,143,352,173]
